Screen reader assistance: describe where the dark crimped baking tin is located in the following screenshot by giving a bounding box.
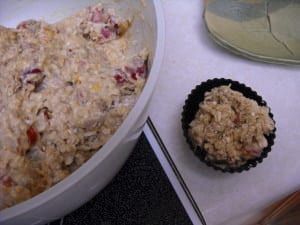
[181,78,276,173]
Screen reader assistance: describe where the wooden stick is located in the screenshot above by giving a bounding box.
[254,189,300,225]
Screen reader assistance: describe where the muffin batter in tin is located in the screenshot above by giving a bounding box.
[189,85,275,169]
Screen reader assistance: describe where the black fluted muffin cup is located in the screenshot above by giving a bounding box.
[181,78,276,173]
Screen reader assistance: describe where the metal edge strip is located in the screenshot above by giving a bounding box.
[145,117,207,225]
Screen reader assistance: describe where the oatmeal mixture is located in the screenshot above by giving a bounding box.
[0,3,148,209]
[189,85,275,169]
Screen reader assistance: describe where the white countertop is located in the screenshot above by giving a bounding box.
[149,1,300,224]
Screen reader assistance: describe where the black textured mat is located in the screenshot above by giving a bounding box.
[49,133,193,225]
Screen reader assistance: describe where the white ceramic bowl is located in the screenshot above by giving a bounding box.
[0,1,165,224]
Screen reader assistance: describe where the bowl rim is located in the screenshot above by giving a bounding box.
[0,1,165,221]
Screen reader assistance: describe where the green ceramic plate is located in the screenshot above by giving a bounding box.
[204,0,300,65]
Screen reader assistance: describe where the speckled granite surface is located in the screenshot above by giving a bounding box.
[49,133,192,225]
